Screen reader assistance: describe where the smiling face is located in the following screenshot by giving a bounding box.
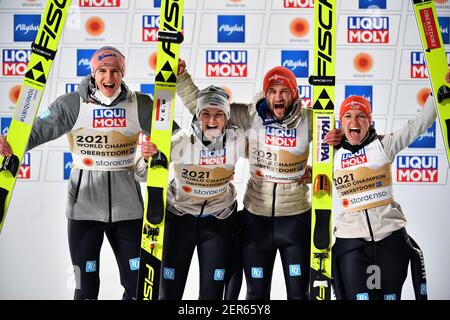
[265,84,293,121]
[198,107,227,140]
[93,66,123,97]
[341,110,371,145]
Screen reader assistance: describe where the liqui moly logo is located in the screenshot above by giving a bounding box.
[142,15,160,42]
[14,14,41,42]
[284,0,313,8]
[18,152,31,179]
[206,50,248,77]
[348,16,389,44]
[93,108,126,127]
[200,149,226,165]
[217,15,245,43]
[359,0,386,9]
[266,127,297,147]
[298,85,311,107]
[2,49,31,76]
[79,0,121,7]
[64,152,73,180]
[410,51,427,79]
[281,50,309,78]
[341,149,368,169]
[397,155,438,183]
[317,116,331,162]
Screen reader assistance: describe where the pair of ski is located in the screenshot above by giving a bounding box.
[308,0,450,300]
[1,0,448,302]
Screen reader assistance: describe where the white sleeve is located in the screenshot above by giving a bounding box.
[381,95,437,161]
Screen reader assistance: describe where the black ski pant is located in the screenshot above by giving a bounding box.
[68,218,142,300]
[333,228,412,300]
[159,207,238,300]
[241,209,311,300]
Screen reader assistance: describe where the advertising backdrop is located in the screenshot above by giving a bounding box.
[0,0,449,299]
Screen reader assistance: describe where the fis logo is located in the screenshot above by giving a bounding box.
[345,86,373,108]
[356,293,369,300]
[163,267,175,280]
[359,0,386,9]
[348,16,389,44]
[265,127,297,147]
[93,108,126,128]
[397,155,438,183]
[289,264,301,277]
[439,17,450,44]
[2,49,31,76]
[281,50,308,78]
[251,267,263,279]
[66,83,79,93]
[384,294,397,300]
[63,152,73,180]
[86,260,97,273]
[341,149,368,169]
[200,148,226,165]
[143,263,155,299]
[77,49,96,77]
[284,0,313,8]
[217,15,245,43]
[298,85,311,107]
[14,14,41,42]
[142,15,160,42]
[316,116,331,163]
[141,84,155,100]
[409,122,436,148]
[129,258,140,271]
[214,269,225,281]
[79,0,121,7]
[18,152,31,179]
[1,117,12,135]
[206,50,248,77]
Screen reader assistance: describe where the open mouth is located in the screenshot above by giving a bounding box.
[274,102,285,111]
[349,127,361,139]
[103,83,115,90]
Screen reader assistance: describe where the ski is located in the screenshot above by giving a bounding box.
[136,0,184,300]
[412,0,450,166]
[0,0,72,233]
[308,0,337,300]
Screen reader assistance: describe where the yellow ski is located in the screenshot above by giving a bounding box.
[136,0,184,300]
[0,0,72,233]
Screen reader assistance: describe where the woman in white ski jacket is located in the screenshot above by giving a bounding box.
[325,95,435,300]
[135,86,245,299]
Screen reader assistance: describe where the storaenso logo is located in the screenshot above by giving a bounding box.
[161,0,181,59]
[34,0,68,50]
[317,0,333,78]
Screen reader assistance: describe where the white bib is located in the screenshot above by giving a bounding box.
[68,95,141,170]
[248,115,310,183]
[334,139,394,213]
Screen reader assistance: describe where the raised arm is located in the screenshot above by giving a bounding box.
[381,95,437,161]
